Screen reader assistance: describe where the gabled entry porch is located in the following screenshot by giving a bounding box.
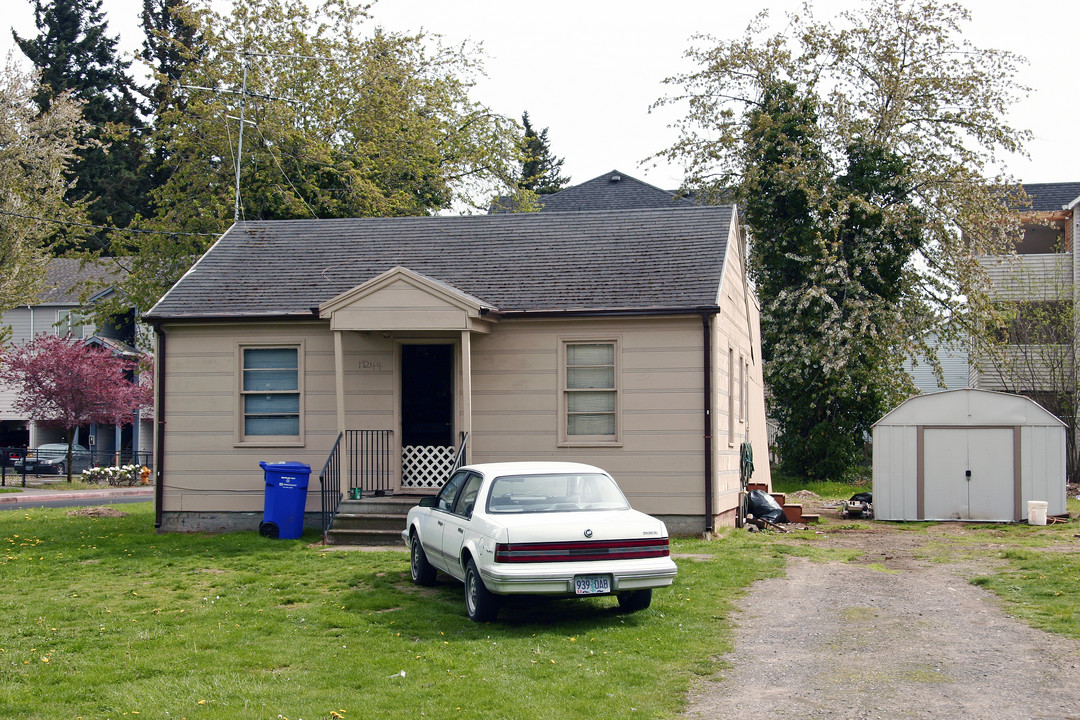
[314,266,494,539]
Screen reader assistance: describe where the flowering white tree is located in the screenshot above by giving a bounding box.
[654,0,1030,477]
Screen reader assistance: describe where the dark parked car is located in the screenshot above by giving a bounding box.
[12,443,93,475]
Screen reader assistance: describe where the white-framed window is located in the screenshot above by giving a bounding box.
[238,344,303,445]
[728,346,736,446]
[56,309,90,338]
[560,340,620,445]
[741,358,749,425]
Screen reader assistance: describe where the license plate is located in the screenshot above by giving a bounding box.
[574,575,611,595]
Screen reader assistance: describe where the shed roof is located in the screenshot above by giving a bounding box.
[874,388,1064,428]
[146,205,735,321]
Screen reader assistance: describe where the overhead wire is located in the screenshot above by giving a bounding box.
[0,209,221,237]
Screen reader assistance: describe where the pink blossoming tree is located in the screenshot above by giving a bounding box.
[0,334,153,482]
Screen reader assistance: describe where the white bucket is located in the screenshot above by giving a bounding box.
[1027,500,1048,526]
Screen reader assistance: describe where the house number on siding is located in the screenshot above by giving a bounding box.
[358,359,383,371]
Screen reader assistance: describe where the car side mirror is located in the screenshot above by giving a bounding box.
[418,496,438,508]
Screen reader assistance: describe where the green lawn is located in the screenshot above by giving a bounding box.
[0,504,789,720]
[3,499,1076,719]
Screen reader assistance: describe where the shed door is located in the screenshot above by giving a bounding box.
[922,428,1015,521]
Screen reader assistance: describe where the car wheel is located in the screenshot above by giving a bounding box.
[56,463,65,476]
[409,531,437,586]
[464,558,498,622]
[617,589,652,613]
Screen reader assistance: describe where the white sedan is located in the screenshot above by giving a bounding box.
[402,461,678,622]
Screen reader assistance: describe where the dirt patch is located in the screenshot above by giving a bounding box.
[683,518,1080,719]
[66,506,128,518]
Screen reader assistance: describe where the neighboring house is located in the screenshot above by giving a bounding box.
[0,258,152,464]
[972,181,1080,395]
[902,333,970,395]
[144,196,771,534]
[491,169,696,213]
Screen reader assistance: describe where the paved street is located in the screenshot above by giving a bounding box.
[0,481,152,510]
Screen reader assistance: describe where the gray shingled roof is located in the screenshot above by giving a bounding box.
[146,206,734,320]
[1019,182,1080,212]
[491,170,696,213]
[40,259,121,304]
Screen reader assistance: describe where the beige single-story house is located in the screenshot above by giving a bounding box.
[144,191,771,534]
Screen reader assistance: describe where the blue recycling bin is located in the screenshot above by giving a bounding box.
[259,461,312,539]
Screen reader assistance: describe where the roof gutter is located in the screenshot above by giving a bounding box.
[701,310,717,533]
[494,305,723,320]
[141,313,326,324]
[144,306,723,324]
[153,323,166,529]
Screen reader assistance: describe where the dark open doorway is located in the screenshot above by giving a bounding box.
[401,344,454,448]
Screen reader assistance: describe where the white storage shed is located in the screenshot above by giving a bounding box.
[872,389,1066,521]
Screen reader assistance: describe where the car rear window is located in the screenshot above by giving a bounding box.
[486,473,630,514]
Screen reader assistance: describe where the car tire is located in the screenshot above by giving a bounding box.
[56,463,65,476]
[464,558,498,622]
[617,589,652,613]
[409,531,437,586]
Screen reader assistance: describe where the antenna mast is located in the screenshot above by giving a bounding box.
[234,54,248,223]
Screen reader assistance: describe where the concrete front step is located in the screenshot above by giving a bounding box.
[326,494,426,546]
[325,527,404,546]
[338,495,423,515]
[331,513,408,532]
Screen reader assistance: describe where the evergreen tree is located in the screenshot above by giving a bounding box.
[14,0,147,250]
[139,0,204,197]
[518,111,569,195]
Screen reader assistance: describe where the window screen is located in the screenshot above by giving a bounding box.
[242,347,300,437]
[565,342,616,437]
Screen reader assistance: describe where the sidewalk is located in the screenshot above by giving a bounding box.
[0,478,153,504]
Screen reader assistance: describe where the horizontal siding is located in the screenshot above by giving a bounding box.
[971,345,1070,393]
[979,254,1071,299]
[469,317,709,515]
[159,296,770,523]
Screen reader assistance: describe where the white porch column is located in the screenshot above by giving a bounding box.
[460,330,473,447]
[334,330,346,434]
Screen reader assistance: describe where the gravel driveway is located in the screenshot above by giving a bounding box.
[683,522,1080,720]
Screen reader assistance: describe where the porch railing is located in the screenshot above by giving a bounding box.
[318,432,343,538]
[346,430,394,495]
[451,432,469,474]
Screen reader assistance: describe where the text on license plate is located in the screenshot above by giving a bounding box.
[574,575,611,595]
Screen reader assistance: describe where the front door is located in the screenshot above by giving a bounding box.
[401,344,455,489]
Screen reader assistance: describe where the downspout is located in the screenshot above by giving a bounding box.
[153,324,166,529]
[702,312,715,533]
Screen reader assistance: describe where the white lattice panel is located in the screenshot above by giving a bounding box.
[401,445,456,488]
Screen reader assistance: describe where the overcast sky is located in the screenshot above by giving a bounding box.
[3,0,1077,191]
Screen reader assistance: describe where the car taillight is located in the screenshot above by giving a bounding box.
[494,538,669,563]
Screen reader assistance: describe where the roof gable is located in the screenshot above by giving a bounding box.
[536,170,696,212]
[318,266,495,333]
[490,170,696,213]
